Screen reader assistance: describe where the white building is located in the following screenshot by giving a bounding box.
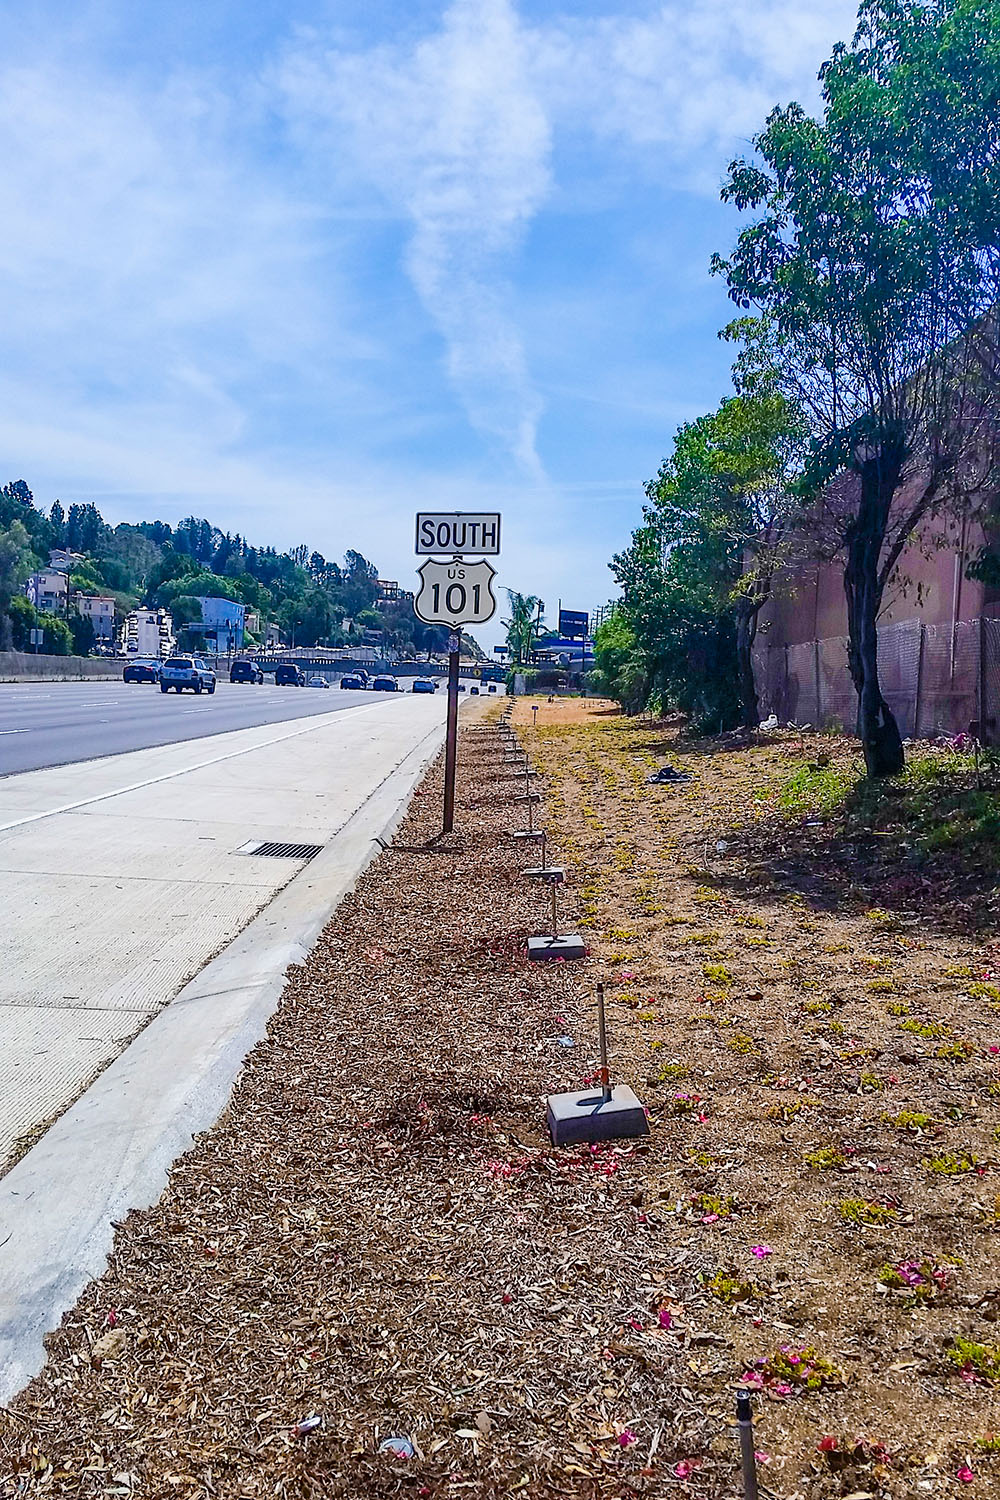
[123,608,174,657]
[25,570,70,613]
[74,594,116,641]
[48,549,85,573]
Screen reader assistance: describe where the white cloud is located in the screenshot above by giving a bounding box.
[0,0,863,645]
[533,1,859,166]
[278,0,552,479]
[278,0,859,473]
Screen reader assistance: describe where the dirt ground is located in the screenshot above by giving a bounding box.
[2,700,999,1499]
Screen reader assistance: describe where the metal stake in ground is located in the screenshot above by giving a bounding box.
[596,982,611,1103]
[527,872,584,962]
[544,984,650,1143]
[736,1391,759,1500]
[442,636,461,834]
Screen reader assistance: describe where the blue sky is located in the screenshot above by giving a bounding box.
[0,0,860,647]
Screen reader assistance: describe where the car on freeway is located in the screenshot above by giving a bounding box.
[122,658,160,684]
[339,673,366,690]
[372,674,399,691]
[307,675,330,689]
[159,656,217,694]
[274,663,306,686]
[230,660,264,684]
[411,677,437,693]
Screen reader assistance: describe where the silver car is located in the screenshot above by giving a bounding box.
[160,656,217,694]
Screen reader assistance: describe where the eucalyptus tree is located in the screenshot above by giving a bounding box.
[712,0,1000,775]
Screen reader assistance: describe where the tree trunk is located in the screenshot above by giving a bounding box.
[843,456,905,779]
[734,605,760,729]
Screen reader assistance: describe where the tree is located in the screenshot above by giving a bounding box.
[592,615,648,713]
[69,612,96,657]
[503,591,543,665]
[0,519,37,650]
[612,513,743,731]
[638,388,803,728]
[8,593,38,650]
[712,0,1000,775]
[65,502,107,554]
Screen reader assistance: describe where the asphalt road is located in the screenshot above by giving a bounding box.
[0,678,405,776]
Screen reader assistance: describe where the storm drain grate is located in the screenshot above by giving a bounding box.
[238,840,325,862]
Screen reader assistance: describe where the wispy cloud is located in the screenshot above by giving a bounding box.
[278,0,551,479]
[0,0,862,639]
[278,0,858,474]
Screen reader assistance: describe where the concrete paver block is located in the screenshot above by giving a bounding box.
[545,1085,649,1145]
[527,933,585,961]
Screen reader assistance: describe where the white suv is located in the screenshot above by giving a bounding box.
[160,657,217,695]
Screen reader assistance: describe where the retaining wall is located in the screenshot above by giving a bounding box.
[0,652,120,683]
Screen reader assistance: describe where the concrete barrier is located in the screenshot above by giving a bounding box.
[0,651,120,683]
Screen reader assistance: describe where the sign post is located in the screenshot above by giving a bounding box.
[442,632,461,833]
[413,513,500,837]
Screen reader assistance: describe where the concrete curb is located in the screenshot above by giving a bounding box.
[0,714,446,1403]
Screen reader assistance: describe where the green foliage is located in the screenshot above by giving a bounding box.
[591,615,646,713]
[0,484,451,658]
[748,1344,844,1392]
[610,388,802,729]
[922,1150,979,1174]
[503,591,543,667]
[778,763,857,815]
[713,0,1000,776]
[838,1198,897,1227]
[805,1145,846,1170]
[0,519,37,617]
[948,1339,1000,1382]
[706,1271,756,1305]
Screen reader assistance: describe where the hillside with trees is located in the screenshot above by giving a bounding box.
[0,481,467,658]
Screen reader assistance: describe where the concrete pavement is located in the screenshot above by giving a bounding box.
[0,693,446,1176]
[0,678,384,775]
[0,689,454,1401]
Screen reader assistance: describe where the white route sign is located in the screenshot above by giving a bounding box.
[415,512,501,556]
[414,558,497,626]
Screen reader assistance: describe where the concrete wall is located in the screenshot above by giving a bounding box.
[0,652,120,682]
[761,484,1000,649]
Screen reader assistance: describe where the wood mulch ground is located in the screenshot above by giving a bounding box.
[2,701,999,1499]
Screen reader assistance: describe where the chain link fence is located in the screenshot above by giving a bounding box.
[753,616,1000,742]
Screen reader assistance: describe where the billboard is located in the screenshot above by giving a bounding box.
[558,608,589,639]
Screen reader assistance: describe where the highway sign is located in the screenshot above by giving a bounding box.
[415,512,501,556]
[558,608,589,639]
[414,558,497,626]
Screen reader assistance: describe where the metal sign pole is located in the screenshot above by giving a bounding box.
[596,983,611,1102]
[442,641,460,834]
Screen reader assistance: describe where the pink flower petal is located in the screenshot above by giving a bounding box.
[957,1466,975,1484]
[750,1244,772,1258]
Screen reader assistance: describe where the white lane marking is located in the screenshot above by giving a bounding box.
[0,729,30,736]
[0,699,405,832]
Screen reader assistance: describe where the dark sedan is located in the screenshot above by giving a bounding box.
[123,659,160,684]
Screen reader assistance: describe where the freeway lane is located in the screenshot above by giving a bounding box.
[0,679,392,776]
